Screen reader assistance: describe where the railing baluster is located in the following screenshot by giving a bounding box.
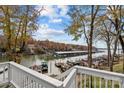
[105,79,108,88]
[37,83,39,88]
[75,74,78,88]
[24,75,26,88]
[33,80,35,88]
[25,76,27,88]
[94,76,96,88]
[28,79,30,88]
[20,71,23,88]
[15,68,18,84]
[6,66,8,81]
[119,81,121,88]
[37,83,38,88]
[29,79,31,88]
[31,79,33,88]
[28,78,30,88]
[3,66,5,81]
[120,80,124,88]
[23,75,25,88]
[27,76,29,88]
[39,84,42,88]
[17,69,19,86]
[80,73,82,88]
[36,83,38,88]
[27,77,29,88]
[35,81,37,88]
[84,74,86,88]
[99,78,102,88]
[13,68,16,83]
[89,75,91,88]
[112,80,115,88]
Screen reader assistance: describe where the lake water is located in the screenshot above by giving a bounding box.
[20,50,108,75]
[0,49,122,76]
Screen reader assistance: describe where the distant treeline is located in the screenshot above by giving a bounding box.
[27,39,97,54]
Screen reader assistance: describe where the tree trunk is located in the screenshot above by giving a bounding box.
[5,7,12,51]
[88,5,94,88]
[110,18,119,71]
[119,35,124,53]
[107,41,111,67]
[88,5,94,68]
[20,6,29,52]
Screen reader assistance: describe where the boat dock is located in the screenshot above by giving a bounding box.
[54,51,96,57]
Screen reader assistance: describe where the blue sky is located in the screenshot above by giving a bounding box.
[33,5,106,48]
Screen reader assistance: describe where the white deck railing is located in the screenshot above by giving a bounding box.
[75,66,124,88]
[0,62,124,88]
[56,66,124,88]
[0,62,63,88]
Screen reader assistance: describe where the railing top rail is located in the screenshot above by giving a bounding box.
[63,69,76,87]
[0,62,10,65]
[9,62,63,87]
[55,67,74,80]
[75,66,124,80]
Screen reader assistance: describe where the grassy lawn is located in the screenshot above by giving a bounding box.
[113,60,124,73]
[101,56,124,73]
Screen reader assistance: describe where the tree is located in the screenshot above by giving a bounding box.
[66,5,100,88]
[66,5,100,67]
[0,5,41,62]
[106,5,124,71]
[18,6,40,52]
[95,19,115,67]
[0,5,41,53]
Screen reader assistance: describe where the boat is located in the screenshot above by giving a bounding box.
[41,62,48,71]
[55,62,64,67]
[29,62,48,73]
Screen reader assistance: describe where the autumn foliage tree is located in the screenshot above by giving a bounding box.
[0,5,41,62]
[0,5,41,53]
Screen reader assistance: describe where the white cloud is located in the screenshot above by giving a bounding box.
[36,5,70,27]
[49,18,62,23]
[34,24,65,40]
[44,28,64,36]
